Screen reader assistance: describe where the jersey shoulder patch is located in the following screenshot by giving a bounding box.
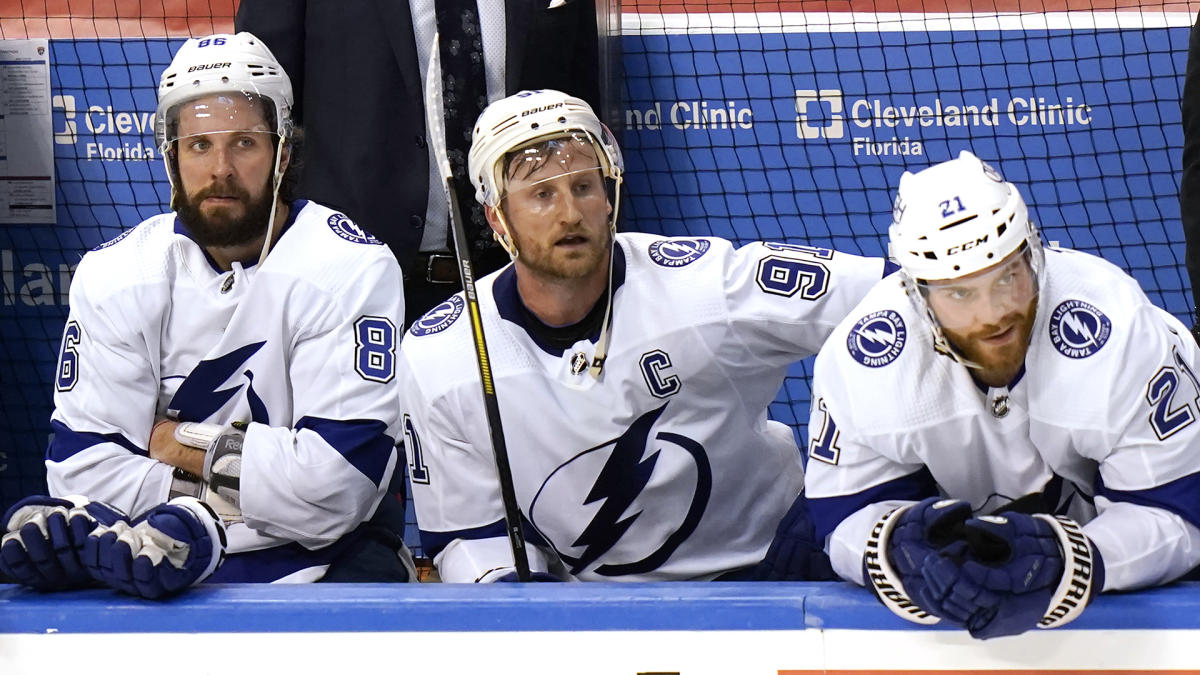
[1048,299,1112,358]
[410,295,465,337]
[647,238,711,267]
[845,309,907,367]
[327,212,383,245]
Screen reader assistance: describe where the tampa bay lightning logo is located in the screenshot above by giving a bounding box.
[847,310,907,367]
[92,227,134,251]
[327,213,382,245]
[648,239,711,267]
[167,342,270,424]
[529,403,711,577]
[410,295,465,337]
[1049,299,1111,358]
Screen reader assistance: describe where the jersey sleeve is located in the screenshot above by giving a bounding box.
[1073,304,1200,590]
[44,254,173,517]
[721,241,887,361]
[237,252,403,549]
[398,351,555,582]
[803,342,940,584]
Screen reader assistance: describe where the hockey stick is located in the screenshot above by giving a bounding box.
[423,34,532,581]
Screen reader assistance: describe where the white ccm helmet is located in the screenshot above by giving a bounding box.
[888,150,1044,362]
[468,89,623,256]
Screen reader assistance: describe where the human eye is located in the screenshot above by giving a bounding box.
[945,287,974,302]
[186,138,210,153]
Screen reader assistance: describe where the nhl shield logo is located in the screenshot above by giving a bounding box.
[327,213,382,245]
[847,310,907,367]
[1049,299,1111,358]
[410,295,465,336]
[648,239,711,267]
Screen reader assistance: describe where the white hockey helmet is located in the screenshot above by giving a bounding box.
[468,89,622,208]
[154,32,293,153]
[888,150,1039,282]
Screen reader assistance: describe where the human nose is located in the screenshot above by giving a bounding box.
[209,143,236,178]
[559,191,583,225]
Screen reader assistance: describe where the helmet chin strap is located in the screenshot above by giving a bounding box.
[492,209,520,261]
[586,179,622,380]
[256,133,289,266]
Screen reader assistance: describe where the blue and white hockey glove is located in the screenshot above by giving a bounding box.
[862,497,973,625]
[0,495,127,591]
[81,497,227,599]
[753,492,836,581]
[920,512,1103,639]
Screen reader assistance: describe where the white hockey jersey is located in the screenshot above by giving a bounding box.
[399,232,887,582]
[806,247,1200,592]
[46,200,404,582]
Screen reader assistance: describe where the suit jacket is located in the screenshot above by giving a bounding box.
[235,0,601,268]
[1182,11,1200,318]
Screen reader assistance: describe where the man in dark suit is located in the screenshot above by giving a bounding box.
[236,0,603,327]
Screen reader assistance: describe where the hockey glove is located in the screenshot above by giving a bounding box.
[81,497,227,599]
[753,492,836,581]
[920,511,1103,639]
[174,421,244,508]
[863,497,973,625]
[0,495,128,591]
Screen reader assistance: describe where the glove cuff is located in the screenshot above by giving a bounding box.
[1033,514,1100,630]
[164,496,228,585]
[863,503,942,625]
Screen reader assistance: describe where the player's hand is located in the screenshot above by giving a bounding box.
[81,497,227,599]
[920,511,1102,639]
[863,497,973,625]
[0,495,128,591]
[174,422,244,508]
[753,491,835,580]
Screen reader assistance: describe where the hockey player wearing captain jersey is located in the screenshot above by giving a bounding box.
[0,33,410,597]
[399,89,893,583]
[805,151,1200,639]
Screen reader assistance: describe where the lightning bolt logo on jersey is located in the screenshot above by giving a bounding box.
[1049,299,1111,358]
[400,232,888,582]
[44,200,404,583]
[530,403,711,577]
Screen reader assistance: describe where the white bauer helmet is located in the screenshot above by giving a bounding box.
[155,32,294,264]
[888,150,1045,364]
[155,32,293,153]
[468,89,623,258]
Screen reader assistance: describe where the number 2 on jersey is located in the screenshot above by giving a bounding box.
[1145,346,1200,440]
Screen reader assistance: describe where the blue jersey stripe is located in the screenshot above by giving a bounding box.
[294,416,395,488]
[808,466,937,542]
[1098,470,1200,532]
[45,419,145,462]
[420,516,548,560]
[207,526,362,582]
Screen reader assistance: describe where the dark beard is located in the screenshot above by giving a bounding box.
[176,178,276,248]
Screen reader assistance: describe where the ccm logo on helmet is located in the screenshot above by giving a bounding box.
[947,235,988,256]
[188,62,231,72]
[522,103,564,117]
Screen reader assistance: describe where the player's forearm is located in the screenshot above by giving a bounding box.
[1083,499,1200,591]
[148,419,205,476]
[237,422,394,546]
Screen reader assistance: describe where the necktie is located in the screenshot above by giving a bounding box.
[436,0,491,252]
